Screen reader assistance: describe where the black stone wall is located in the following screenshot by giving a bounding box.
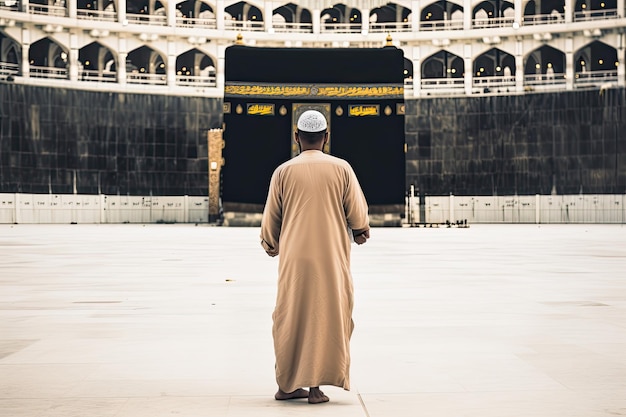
[2,83,625,198]
[405,88,626,196]
[0,83,221,195]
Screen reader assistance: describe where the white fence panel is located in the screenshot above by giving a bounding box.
[105,196,152,224]
[471,196,500,223]
[539,195,564,223]
[425,196,449,224]
[150,196,185,223]
[188,197,209,223]
[498,196,536,223]
[0,194,16,223]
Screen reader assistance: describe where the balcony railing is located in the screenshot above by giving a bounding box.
[524,73,566,90]
[422,78,465,95]
[28,3,66,16]
[176,16,217,29]
[419,19,464,31]
[522,13,565,25]
[176,74,217,87]
[0,62,19,77]
[126,13,167,26]
[77,9,117,21]
[127,72,167,85]
[473,75,516,89]
[30,65,68,79]
[472,16,515,29]
[0,0,19,11]
[224,19,264,31]
[574,9,619,21]
[370,22,412,33]
[272,22,313,33]
[574,70,618,85]
[79,69,117,83]
[321,22,362,33]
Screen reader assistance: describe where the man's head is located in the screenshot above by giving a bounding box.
[296,110,328,148]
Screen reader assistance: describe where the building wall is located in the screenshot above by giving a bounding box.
[405,87,626,196]
[0,83,222,195]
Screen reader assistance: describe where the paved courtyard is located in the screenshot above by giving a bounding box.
[1,224,625,417]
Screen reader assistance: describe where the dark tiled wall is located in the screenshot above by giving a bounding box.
[0,83,221,195]
[405,88,626,196]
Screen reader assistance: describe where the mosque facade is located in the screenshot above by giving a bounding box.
[0,0,625,206]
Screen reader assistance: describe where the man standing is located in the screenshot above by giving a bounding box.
[260,110,370,404]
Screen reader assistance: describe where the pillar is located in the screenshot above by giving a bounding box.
[565,0,573,22]
[464,0,472,30]
[68,0,76,18]
[514,0,522,26]
[515,40,524,92]
[264,1,273,32]
[411,0,420,31]
[167,0,176,27]
[464,44,473,95]
[118,52,127,84]
[361,8,369,34]
[118,0,126,24]
[618,0,624,18]
[216,44,225,91]
[565,37,574,90]
[413,57,421,97]
[312,7,321,34]
[21,27,31,78]
[216,0,225,31]
[208,129,224,223]
[618,33,625,86]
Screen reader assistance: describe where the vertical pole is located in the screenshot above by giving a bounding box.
[208,129,224,223]
[535,194,540,224]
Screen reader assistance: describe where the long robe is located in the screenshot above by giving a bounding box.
[260,150,369,393]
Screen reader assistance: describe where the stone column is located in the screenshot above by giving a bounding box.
[514,0,522,26]
[167,0,176,27]
[618,33,625,86]
[312,7,321,34]
[118,52,127,84]
[361,8,369,34]
[167,40,176,86]
[21,33,30,78]
[412,57,421,97]
[69,32,79,82]
[68,0,76,18]
[565,0,573,22]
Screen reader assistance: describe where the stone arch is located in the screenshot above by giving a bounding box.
[273,3,312,24]
[422,49,464,78]
[29,37,69,69]
[574,40,618,72]
[127,45,166,75]
[473,47,515,77]
[524,44,565,75]
[225,1,263,22]
[176,48,215,76]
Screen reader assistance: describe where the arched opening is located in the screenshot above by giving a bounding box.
[76,0,116,19]
[78,41,117,82]
[421,1,464,30]
[126,45,167,85]
[523,0,564,24]
[574,0,617,19]
[29,37,69,79]
[176,48,216,86]
[472,0,515,28]
[273,3,313,32]
[574,41,618,84]
[421,50,465,93]
[176,0,216,28]
[1,32,21,77]
[524,45,565,87]
[29,0,67,16]
[225,1,264,30]
[321,3,362,33]
[369,2,412,32]
[473,48,515,91]
[403,57,413,86]
[126,0,167,24]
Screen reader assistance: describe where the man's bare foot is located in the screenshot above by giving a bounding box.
[308,387,329,404]
[275,388,309,400]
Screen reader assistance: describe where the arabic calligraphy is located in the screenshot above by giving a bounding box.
[247,103,275,115]
[349,105,379,116]
[225,84,403,99]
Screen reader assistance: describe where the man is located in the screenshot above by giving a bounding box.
[260,110,370,404]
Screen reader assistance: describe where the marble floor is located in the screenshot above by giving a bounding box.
[1,223,625,417]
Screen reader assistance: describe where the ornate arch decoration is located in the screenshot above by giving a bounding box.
[78,41,117,81]
[370,2,412,23]
[224,1,263,22]
[0,31,21,65]
[176,48,216,76]
[574,40,618,72]
[176,0,214,18]
[321,3,362,25]
[403,57,413,79]
[29,37,69,69]
[523,44,565,75]
[472,0,514,18]
[127,45,166,75]
[273,3,312,24]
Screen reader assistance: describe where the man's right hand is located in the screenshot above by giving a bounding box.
[353,229,370,245]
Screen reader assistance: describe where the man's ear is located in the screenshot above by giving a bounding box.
[294,131,300,144]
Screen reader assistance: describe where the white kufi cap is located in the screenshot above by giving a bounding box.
[297,110,327,132]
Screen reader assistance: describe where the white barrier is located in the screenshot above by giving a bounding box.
[0,194,209,224]
[1,193,624,224]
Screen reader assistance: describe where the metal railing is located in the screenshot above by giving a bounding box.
[176,16,217,29]
[320,22,362,33]
[79,69,117,83]
[127,72,167,85]
[224,19,264,31]
[522,13,565,25]
[419,19,464,31]
[369,21,412,33]
[272,22,313,33]
[473,75,516,88]
[176,74,217,87]
[0,62,19,77]
[524,73,566,85]
[574,70,618,85]
[472,16,515,29]
[28,3,66,16]
[0,0,19,11]
[125,13,167,26]
[30,65,68,79]
[421,78,465,95]
[76,9,117,21]
[574,9,619,21]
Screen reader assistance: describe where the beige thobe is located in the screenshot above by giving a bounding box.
[260,150,369,393]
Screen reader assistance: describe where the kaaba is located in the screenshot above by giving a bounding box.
[221,45,406,216]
